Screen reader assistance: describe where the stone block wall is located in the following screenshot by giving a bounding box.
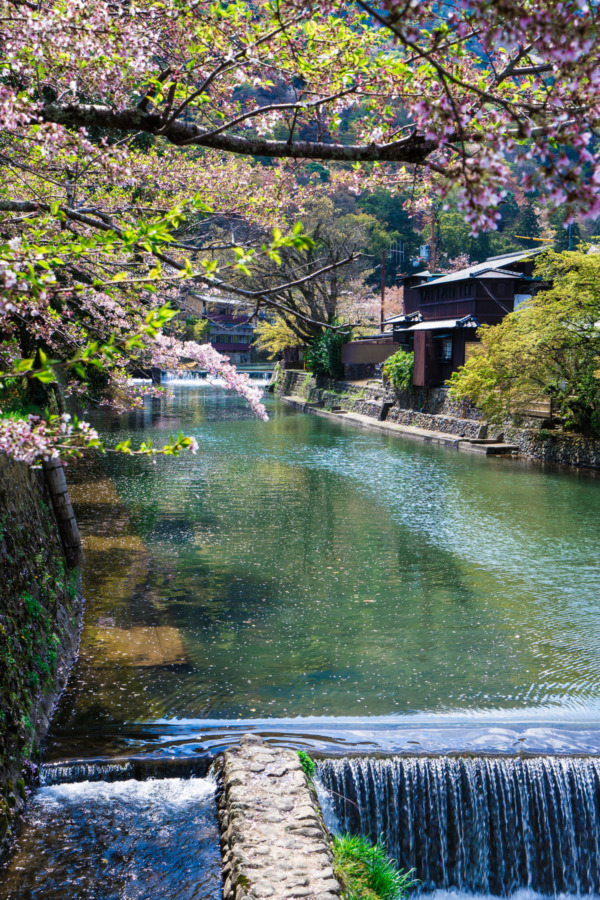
[0,455,82,858]
[505,428,600,468]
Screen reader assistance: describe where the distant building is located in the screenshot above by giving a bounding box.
[180,292,258,364]
[383,248,549,388]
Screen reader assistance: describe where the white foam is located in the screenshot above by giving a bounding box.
[37,776,215,809]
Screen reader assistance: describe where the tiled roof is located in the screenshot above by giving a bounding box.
[418,247,550,287]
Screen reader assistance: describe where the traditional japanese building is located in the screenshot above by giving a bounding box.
[384,248,549,387]
[180,292,258,364]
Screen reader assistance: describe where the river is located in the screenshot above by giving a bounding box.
[53,384,600,751]
[3,384,600,896]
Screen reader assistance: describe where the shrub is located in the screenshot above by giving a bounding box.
[333,834,418,900]
[383,350,414,391]
[305,329,349,379]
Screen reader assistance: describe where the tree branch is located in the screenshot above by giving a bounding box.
[38,102,438,163]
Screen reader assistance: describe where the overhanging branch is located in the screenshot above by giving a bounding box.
[38,102,438,163]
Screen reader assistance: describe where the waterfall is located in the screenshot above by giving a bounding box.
[40,761,135,785]
[317,756,600,896]
[40,757,212,785]
[161,371,272,386]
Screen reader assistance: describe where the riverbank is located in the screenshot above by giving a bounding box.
[0,455,83,860]
[274,369,600,469]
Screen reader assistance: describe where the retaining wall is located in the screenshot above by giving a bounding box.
[276,370,600,469]
[0,455,82,858]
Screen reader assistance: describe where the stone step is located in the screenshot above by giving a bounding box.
[458,441,519,455]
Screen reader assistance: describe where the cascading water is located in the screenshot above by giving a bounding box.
[40,761,135,785]
[161,370,272,386]
[39,757,212,785]
[0,775,221,899]
[318,756,600,896]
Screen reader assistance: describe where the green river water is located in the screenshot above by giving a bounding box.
[45,383,600,758]
[4,383,600,899]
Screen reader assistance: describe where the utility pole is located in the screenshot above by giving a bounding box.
[380,248,386,331]
[430,214,437,273]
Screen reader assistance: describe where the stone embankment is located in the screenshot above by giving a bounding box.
[0,455,83,859]
[218,735,341,900]
[275,369,600,469]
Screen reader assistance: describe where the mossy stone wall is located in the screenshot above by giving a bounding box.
[0,454,82,857]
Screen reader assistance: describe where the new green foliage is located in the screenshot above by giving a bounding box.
[383,350,414,392]
[449,249,600,436]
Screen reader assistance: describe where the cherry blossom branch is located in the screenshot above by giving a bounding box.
[37,102,439,163]
[180,87,358,144]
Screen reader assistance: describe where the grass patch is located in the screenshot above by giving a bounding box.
[334,834,418,900]
[298,750,316,781]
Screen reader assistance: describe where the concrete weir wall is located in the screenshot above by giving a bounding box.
[218,735,341,900]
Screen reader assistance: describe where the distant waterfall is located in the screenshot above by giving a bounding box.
[161,371,272,386]
[317,756,600,896]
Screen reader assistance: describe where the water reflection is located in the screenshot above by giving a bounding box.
[49,386,600,756]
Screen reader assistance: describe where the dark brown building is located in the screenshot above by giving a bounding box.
[385,248,548,387]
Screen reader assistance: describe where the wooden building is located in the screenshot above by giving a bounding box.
[384,248,549,387]
[180,291,257,364]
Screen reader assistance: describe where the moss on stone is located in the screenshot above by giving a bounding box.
[0,455,81,857]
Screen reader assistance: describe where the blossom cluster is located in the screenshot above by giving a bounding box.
[152,334,268,420]
[0,412,100,465]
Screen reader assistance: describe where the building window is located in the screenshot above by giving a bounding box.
[441,337,453,361]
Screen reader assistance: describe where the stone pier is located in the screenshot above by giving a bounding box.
[217,735,342,900]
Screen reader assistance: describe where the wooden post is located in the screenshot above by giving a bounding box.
[42,457,84,568]
[430,214,437,273]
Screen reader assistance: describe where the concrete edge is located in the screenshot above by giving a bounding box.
[281,395,522,456]
[282,395,463,449]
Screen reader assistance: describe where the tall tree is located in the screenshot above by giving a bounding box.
[449,249,600,436]
[2,0,600,460]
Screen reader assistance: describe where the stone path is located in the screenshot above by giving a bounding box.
[218,735,341,900]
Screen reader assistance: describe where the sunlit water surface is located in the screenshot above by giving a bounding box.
[5,385,600,899]
[35,383,600,758]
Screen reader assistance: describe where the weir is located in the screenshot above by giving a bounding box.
[318,755,600,896]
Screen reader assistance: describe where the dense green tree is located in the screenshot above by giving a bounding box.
[356,191,421,280]
[449,250,600,436]
[548,208,583,251]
